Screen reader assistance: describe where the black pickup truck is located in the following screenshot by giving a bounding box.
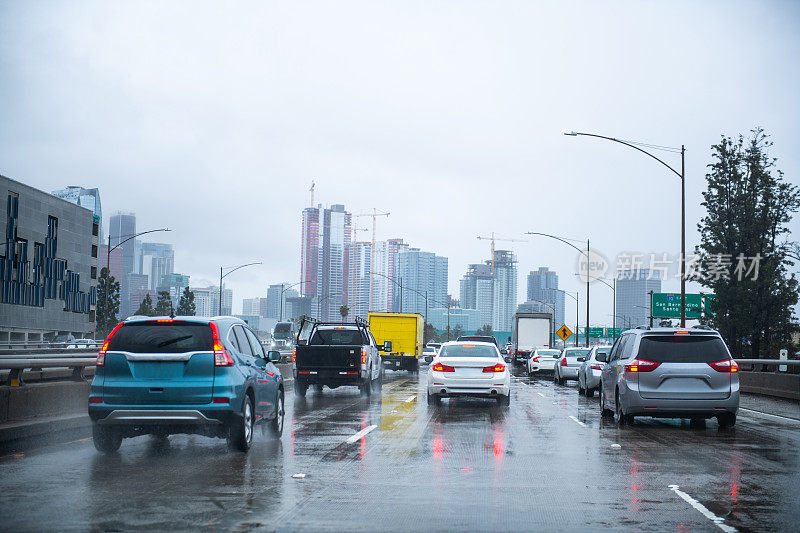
[293,318,390,397]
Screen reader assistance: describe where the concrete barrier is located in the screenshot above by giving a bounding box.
[0,381,90,423]
[739,372,800,401]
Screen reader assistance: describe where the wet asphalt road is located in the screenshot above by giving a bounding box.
[1,367,799,532]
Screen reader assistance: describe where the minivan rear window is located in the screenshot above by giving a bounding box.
[107,322,213,353]
[637,335,729,363]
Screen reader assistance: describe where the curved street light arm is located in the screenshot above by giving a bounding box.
[525,232,586,256]
[565,132,682,179]
[110,228,171,253]
[544,287,577,302]
[221,262,262,280]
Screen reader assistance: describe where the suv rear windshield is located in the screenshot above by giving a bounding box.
[107,322,213,353]
[309,328,366,346]
[637,335,730,363]
[440,345,498,358]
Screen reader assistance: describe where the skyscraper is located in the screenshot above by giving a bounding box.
[460,250,518,332]
[266,284,298,320]
[616,268,662,329]
[300,204,352,320]
[348,241,391,319]
[138,242,174,291]
[396,248,448,320]
[51,186,102,240]
[386,238,408,311]
[527,267,565,329]
[109,212,137,317]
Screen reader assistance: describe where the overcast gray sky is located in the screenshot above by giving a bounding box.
[1,1,798,322]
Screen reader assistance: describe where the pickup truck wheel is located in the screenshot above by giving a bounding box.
[92,425,122,454]
[360,376,372,397]
[228,394,254,452]
[314,384,324,394]
[294,379,308,397]
[375,365,384,390]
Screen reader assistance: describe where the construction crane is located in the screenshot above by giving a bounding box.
[477,232,526,271]
[355,209,390,311]
[309,180,315,207]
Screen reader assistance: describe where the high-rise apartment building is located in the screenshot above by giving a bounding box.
[300,204,352,320]
[396,248,448,319]
[616,268,662,329]
[139,242,174,291]
[349,241,390,319]
[191,286,233,317]
[460,250,518,332]
[109,212,137,317]
[51,186,102,240]
[527,267,565,329]
[386,238,408,311]
[265,284,298,320]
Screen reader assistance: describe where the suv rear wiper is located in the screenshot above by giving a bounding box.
[157,335,193,348]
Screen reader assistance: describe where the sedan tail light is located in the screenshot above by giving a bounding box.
[560,359,567,367]
[482,363,506,373]
[96,322,123,366]
[708,359,739,373]
[624,359,660,372]
[532,356,540,362]
[209,322,234,366]
[590,364,603,370]
[432,362,455,372]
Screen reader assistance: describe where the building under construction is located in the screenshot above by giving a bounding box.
[459,250,518,332]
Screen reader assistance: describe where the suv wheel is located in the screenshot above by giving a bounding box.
[92,425,122,454]
[717,412,736,428]
[268,389,285,439]
[295,379,308,397]
[228,394,254,452]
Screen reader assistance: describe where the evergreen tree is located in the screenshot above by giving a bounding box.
[176,286,196,316]
[96,267,120,337]
[696,128,799,357]
[475,324,494,336]
[339,305,349,319]
[135,293,155,316]
[154,290,174,316]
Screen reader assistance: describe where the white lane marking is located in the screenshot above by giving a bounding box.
[739,408,800,424]
[569,416,586,427]
[537,392,545,397]
[669,485,737,532]
[291,473,307,479]
[610,443,622,449]
[404,395,416,403]
[346,424,378,444]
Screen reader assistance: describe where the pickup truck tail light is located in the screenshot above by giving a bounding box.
[432,362,455,372]
[292,349,296,363]
[209,322,234,367]
[482,363,506,373]
[361,348,368,365]
[708,359,738,373]
[96,322,123,366]
[624,359,660,373]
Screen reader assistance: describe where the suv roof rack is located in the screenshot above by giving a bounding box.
[635,325,651,330]
[691,324,715,330]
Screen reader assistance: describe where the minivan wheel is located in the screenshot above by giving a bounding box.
[92,425,122,454]
[268,390,285,439]
[615,392,634,426]
[600,391,614,418]
[228,394,254,452]
[295,379,308,397]
[717,413,736,428]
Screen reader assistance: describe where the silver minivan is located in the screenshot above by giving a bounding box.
[600,327,739,427]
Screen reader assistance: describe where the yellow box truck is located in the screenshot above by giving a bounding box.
[368,312,424,373]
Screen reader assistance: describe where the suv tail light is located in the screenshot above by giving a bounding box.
[96,322,123,366]
[709,359,738,373]
[209,322,234,366]
[432,362,455,372]
[483,363,505,373]
[624,359,660,372]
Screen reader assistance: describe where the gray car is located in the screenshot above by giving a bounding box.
[599,326,739,427]
[577,345,612,397]
[553,347,591,384]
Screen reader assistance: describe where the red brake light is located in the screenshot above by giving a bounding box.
[482,363,505,373]
[532,356,540,362]
[624,359,660,373]
[590,364,603,370]
[89,397,103,404]
[97,322,123,366]
[708,359,738,373]
[212,397,230,404]
[361,348,368,364]
[560,358,567,366]
[209,322,234,366]
[292,349,296,363]
[432,362,455,372]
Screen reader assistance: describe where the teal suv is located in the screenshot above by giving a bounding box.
[88,316,284,453]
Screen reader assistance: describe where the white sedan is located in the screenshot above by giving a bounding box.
[527,348,562,374]
[427,341,511,406]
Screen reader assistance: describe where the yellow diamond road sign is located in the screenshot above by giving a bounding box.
[556,324,573,341]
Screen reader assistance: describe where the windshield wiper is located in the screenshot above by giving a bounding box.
[157,335,193,348]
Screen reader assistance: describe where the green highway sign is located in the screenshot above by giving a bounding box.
[587,327,604,338]
[652,293,715,319]
[605,328,621,338]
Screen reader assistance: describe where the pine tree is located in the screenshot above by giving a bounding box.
[696,128,799,357]
[339,305,349,319]
[176,286,196,316]
[135,293,155,316]
[96,267,120,336]
[154,290,174,316]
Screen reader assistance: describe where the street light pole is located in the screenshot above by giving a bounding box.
[565,131,686,327]
[218,262,262,315]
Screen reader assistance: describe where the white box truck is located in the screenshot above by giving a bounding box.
[512,313,552,364]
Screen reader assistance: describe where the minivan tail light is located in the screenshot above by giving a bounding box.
[709,359,738,373]
[624,359,660,372]
[97,322,123,366]
[432,362,455,372]
[483,363,505,373]
[209,322,234,366]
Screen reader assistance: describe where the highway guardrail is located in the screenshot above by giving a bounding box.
[1,349,98,386]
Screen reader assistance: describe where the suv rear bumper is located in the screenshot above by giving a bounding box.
[96,410,223,425]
